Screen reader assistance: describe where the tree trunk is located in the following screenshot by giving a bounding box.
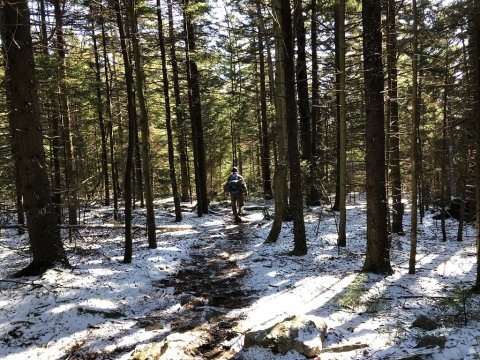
[157,0,182,222]
[266,0,289,244]
[224,5,239,169]
[167,0,190,203]
[294,0,311,161]
[39,0,62,225]
[386,0,404,234]
[457,179,466,242]
[100,16,119,220]
[332,3,341,212]
[472,0,480,290]
[53,0,78,225]
[309,0,321,205]
[440,42,450,242]
[281,0,307,255]
[417,53,426,222]
[409,0,419,275]
[256,0,273,200]
[133,110,144,208]
[265,30,277,168]
[294,0,315,207]
[129,0,157,248]
[114,0,136,263]
[50,103,63,224]
[183,0,209,215]
[361,0,392,274]
[91,17,110,206]
[14,160,25,233]
[337,0,347,247]
[1,0,68,276]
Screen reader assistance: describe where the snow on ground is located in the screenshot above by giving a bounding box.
[1,195,480,359]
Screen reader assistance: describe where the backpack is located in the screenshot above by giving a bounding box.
[225,174,247,194]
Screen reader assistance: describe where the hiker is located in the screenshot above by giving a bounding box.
[224,167,248,222]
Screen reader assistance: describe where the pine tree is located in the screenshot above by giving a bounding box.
[362,0,392,274]
[1,0,69,276]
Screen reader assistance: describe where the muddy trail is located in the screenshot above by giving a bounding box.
[153,208,260,359]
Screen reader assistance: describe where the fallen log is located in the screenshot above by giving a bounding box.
[243,205,270,211]
[321,343,369,353]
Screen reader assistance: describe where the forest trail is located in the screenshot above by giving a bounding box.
[150,205,260,359]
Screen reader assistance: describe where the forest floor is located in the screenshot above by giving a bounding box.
[1,195,480,359]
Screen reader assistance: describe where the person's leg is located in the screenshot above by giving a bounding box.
[231,194,241,222]
[238,193,245,215]
[231,194,238,216]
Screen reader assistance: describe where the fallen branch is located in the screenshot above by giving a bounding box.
[321,343,369,353]
[243,205,270,211]
[77,306,125,319]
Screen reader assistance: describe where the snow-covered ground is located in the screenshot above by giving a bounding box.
[1,195,479,359]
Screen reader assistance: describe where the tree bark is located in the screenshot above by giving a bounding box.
[128,0,157,248]
[53,0,78,225]
[157,0,182,222]
[281,0,307,255]
[294,0,315,207]
[1,0,68,276]
[39,0,62,225]
[337,0,347,247]
[362,0,392,274]
[294,0,311,161]
[133,111,144,208]
[114,0,136,263]
[440,42,449,242]
[409,0,419,275]
[256,0,273,200]
[100,16,119,220]
[457,179,466,242]
[417,60,426,223]
[332,3,341,212]
[224,5,239,169]
[386,0,404,234]
[14,159,25,233]
[472,0,480,290]
[266,0,289,244]
[91,17,110,207]
[265,28,277,167]
[167,0,190,203]
[309,0,321,205]
[183,0,209,216]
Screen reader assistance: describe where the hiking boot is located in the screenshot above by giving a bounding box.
[234,216,242,223]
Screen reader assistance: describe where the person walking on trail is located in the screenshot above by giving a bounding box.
[225,167,247,223]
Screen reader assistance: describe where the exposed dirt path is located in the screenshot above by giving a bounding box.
[152,207,259,359]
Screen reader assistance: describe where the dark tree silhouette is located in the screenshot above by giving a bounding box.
[157,0,182,222]
[114,0,136,262]
[281,0,307,255]
[1,0,68,276]
[361,0,392,274]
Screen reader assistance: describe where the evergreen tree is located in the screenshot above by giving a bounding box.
[157,0,182,222]
[386,0,404,235]
[1,0,69,276]
[281,0,307,255]
[473,0,480,290]
[128,0,157,249]
[183,0,209,216]
[361,0,392,274]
